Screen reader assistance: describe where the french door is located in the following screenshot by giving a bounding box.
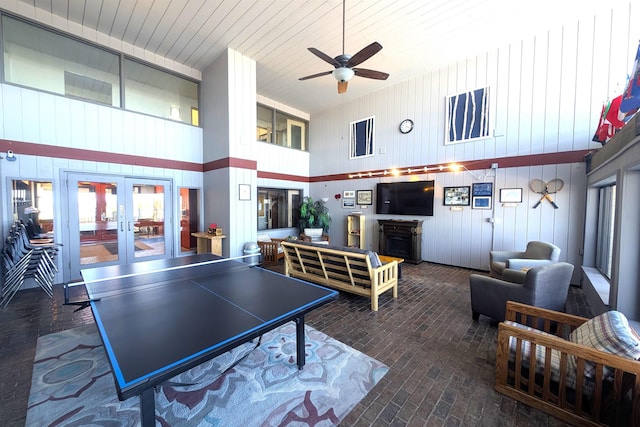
[65,173,173,281]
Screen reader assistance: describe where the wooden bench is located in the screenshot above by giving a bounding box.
[495,301,640,426]
[280,240,398,311]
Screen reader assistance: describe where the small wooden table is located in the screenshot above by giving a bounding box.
[378,255,405,278]
[191,232,226,256]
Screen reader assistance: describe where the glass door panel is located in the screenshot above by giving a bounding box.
[129,181,169,261]
[79,181,120,264]
[66,174,126,279]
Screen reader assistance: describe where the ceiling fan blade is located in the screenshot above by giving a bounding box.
[347,42,383,67]
[308,48,340,67]
[299,70,333,81]
[353,68,389,80]
[338,81,348,94]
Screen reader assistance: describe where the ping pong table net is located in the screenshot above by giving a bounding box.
[64,257,251,309]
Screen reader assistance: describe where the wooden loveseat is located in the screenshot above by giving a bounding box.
[280,240,398,311]
[496,301,640,426]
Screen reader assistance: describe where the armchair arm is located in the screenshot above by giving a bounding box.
[490,250,526,264]
[469,274,532,321]
[506,258,555,271]
[501,268,527,284]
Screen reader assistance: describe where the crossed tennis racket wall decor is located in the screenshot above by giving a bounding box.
[529,179,564,209]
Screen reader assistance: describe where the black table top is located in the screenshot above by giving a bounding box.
[81,255,337,399]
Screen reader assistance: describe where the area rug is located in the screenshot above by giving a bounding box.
[26,322,388,426]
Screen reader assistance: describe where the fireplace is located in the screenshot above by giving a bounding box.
[378,219,423,264]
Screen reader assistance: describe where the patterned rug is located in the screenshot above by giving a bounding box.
[26,322,388,426]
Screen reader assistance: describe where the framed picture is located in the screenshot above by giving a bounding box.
[356,190,373,205]
[343,198,355,209]
[239,184,251,201]
[443,186,470,206]
[472,196,492,209]
[472,182,493,197]
[500,188,523,203]
[343,190,355,198]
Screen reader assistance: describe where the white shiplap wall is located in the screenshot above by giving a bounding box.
[200,49,258,257]
[307,5,637,272]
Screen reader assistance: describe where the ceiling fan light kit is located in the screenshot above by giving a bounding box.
[333,67,354,82]
[299,0,388,94]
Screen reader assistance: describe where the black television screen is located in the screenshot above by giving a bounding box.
[376,181,435,216]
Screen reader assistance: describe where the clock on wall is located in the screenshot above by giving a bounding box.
[399,119,414,134]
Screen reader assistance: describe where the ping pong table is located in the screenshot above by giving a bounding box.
[72,254,338,426]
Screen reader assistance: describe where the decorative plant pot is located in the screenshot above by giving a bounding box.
[304,228,323,240]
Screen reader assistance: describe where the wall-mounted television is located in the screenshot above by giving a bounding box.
[376,180,435,216]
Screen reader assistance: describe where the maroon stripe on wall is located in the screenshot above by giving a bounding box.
[1,138,592,181]
[203,158,257,172]
[257,171,309,182]
[0,139,203,172]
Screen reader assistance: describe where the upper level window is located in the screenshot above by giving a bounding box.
[257,104,308,151]
[2,15,120,107]
[124,58,198,125]
[1,13,199,125]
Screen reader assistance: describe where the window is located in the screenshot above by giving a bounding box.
[11,179,54,234]
[256,104,308,151]
[123,58,198,124]
[595,184,616,278]
[1,14,199,124]
[2,15,120,107]
[257,188,301,230]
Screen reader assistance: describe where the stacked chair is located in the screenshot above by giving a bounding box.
[1,221,59,308]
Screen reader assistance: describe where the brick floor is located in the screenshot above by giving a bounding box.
[0,262,592,426]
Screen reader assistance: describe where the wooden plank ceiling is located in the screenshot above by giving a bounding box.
[8,0,626,114]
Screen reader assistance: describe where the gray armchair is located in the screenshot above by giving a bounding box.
[489,241,561,278]
[469,262,574,322]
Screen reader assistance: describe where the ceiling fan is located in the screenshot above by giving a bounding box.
[299,0,389,94]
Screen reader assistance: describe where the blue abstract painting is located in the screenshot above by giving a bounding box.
[446,87,490,144]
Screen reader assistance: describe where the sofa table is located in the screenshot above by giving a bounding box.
[191,232,226,256]
[378,255,405,278]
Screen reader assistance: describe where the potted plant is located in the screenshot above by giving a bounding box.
[298,196,331,239]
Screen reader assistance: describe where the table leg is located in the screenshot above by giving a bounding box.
[140,387,155,427]
[296,315,305,370]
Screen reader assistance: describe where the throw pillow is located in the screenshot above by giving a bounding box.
[569,310,640,378]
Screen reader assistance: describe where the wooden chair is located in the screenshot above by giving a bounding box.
[257,237,285,266]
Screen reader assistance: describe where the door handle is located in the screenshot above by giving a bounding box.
[128,221,132,231]
[120,221,124,232]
